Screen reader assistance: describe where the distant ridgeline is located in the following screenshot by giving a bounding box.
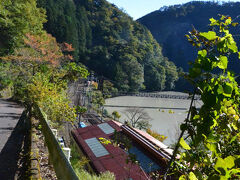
[138,1,240,88]
[36,0,179,92]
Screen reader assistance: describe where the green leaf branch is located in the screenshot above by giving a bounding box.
[165,15,240,179]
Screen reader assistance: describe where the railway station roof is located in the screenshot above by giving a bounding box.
[72,121,149,179]
[72,120,172,180]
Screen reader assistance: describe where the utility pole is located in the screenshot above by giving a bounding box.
[98,75,104,93]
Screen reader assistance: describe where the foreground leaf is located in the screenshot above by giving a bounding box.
[180,137,191,150]
[200,31,217,40]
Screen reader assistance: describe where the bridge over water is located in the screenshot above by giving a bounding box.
[103,105,188,110]
[104,92,201,100]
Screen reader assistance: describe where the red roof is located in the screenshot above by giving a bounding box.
[72,121,150,180]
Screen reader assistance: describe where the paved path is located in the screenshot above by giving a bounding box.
[0,99,29,180]
[0,99,23,150]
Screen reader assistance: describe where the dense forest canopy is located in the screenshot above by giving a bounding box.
[36,0,179,92]
[138,1,240,74]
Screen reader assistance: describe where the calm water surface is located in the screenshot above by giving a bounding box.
[105,92,202,146]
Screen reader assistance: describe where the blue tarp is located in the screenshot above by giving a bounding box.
[79,122,86,128]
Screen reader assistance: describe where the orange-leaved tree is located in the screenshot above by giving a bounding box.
[0,32,88,127]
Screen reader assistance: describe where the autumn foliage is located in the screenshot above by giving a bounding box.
[0,31,88,127]
[1,33,75,67]
[146,128,167,142]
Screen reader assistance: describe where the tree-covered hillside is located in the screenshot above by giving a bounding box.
[0,0,46,55]
[138,1,240,74]
[37,0,179,92]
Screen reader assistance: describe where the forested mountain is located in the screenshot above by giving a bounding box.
[138,1,240,74]
[36,0,179,92]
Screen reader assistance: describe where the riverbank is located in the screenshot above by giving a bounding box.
[104,92,202,146]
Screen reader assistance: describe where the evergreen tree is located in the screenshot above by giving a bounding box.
[37,0,179,92]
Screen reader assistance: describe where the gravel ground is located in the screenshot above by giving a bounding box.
[35,127,57,180]
[30,116,57,180]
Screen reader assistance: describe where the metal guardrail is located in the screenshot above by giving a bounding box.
[34,104,79,180]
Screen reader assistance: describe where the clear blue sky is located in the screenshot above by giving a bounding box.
[107,0,240,20]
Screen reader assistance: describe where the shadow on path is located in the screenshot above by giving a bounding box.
[0,110,30,180]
